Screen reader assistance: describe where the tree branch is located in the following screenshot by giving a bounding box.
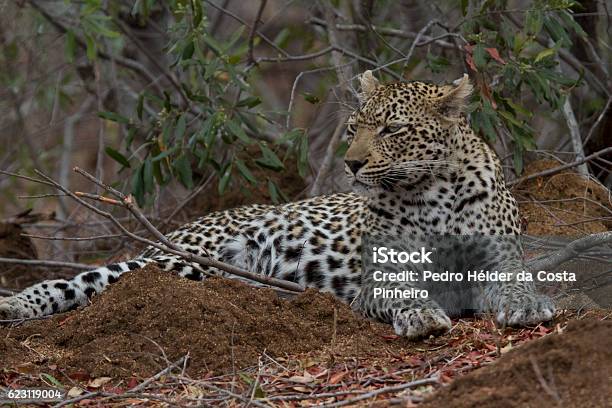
[509,147,612,187]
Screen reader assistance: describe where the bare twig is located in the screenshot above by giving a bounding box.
[247,0,268,65]
[322,376,439,407]
[307,17,457,49]
[583,95,612,146]
[529,356,561,403]
[509,147,612,187]
[527,231,612,272]
[309,118,346,196]
[0,257,94,271]
[26,168,305,293]
[27,0,164,96]
[22,233,123,241]
[130,355,188,393]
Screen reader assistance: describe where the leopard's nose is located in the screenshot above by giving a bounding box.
[346,160,367,175]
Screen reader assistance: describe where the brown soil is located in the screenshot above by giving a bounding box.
[421,318,612,408]
[0,265,403,379]
[513,159,612,236]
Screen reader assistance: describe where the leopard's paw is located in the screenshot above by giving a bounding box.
[393,308,451,339]
[496,294,555,327]
[0,297,33,321]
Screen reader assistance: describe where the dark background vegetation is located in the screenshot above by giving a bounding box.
[0,0,610,276]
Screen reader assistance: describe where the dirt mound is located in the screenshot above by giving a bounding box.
[0,265,398,378]
[421,318,612,408]
[513,159,612,236]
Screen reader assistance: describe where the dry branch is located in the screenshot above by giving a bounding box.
[11,168,305,293]
[509,147,612,187]
[323,376,439,407]
[526,231,612,272]
[0,257,94,271]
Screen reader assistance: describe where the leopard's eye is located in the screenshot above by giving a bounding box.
[381,124,403,135]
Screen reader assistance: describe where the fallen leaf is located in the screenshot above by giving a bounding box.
[88,376,112,388]
[67,387,84,398]
[329,371,347,384]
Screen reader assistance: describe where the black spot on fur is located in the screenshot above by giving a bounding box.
[107,263,122,272]
[82,271,102,283]
[64,288,76,301]
[84,287,96,298]
[304,260,323,286]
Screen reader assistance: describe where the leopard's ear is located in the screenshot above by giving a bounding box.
[433,74,473,121]
[359,70,380,102]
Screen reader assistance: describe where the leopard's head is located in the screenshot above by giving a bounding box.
[344,71,473,194]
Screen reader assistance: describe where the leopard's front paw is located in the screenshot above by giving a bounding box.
[0,297,33,321]
[393,308,451,339]
[496,294,555,327]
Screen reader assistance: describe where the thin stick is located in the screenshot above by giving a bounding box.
[323,376,439,407]
[23,233,123,241]
[310,118,346,196]
[130,355,188,393]
[0,257,94,271]
[30,168,304,293]
[246,0,267,65]
[583,95,612,146]
[527,231,612,272]
[509,147,612,187]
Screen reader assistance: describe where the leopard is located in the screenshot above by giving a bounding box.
[0,71,555,339]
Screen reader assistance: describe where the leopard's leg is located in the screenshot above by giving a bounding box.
[355,265,451,339]
[480,257,555,326]
[0,255,210,320]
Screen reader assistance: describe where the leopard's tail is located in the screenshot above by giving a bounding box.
[0,258,152,320]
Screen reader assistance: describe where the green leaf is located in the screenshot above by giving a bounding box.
[255,143,284,171]
[131,164,145,206]
[218,163,233,194]
[460,0,468,16]
[513,144,524,175]
[226,119,251,144]
[558,10,587,39]
[273,27,291,48]
[65,30,77,63]
[235,159,257,184]
[535,48,556,63]
[143,159,154,193]
[544,16,571,47]
[335,140,349,157]
[191,0,203,27]
[267,180,287,204]
[297,133,309,178]
[40,373,62,388]
[473,43,487,69]
[236,96,262,108]
[136,93,144,120]
[151,147,176,162]
[98,111,130,124]
[84,33,96,61]
[504,98,532,118]
[302,93,320,104]
[182,40,195,60]
[174,155,194,189]
[175,114,187,140]
[267,180,280,203]
[426,52,450,73]
[498,110,523,128]
[525,9,543,36]
[105,147,131,168]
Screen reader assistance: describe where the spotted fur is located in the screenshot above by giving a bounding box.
[0,72,554,338]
